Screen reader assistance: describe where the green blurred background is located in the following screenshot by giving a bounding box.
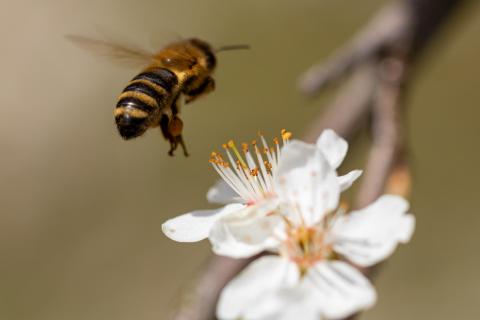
[1,0,479,319]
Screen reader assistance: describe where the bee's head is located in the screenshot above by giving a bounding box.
[189,38,216,72]
[115,113,148,140]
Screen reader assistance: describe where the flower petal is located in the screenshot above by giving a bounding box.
[276,140,318,176]
[161,203,244,242]
[209,200,282,258]
[206,179,243,204]
[307,261,376,319]
[332,195,415,266]
[217,256,299,320]
[339,170,362,191]
[275,300,320,320]
[275,141,340,225]
[316,129,348,169]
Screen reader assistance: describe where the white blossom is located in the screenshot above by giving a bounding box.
[162,129,361,252]
[215,139,415,319]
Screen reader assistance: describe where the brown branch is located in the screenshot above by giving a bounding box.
[355,56,407,208]
[302,63,377,143]
[170,0,470,319]
[298,1,412,96]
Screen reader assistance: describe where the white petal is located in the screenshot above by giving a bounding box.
[339,170,362,191]
[332,195,415,266]
[206,179,243,204]
[258,283,322,320]
[217,256,299,320]
[316,129,348,169]
[161,203,244,242]
[276,142,340,225]
[209,201,282,258]
[276,140,318,176]
[276,302,320,320]
[307,261,376,319]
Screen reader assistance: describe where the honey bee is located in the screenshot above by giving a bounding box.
[67,35,249,156]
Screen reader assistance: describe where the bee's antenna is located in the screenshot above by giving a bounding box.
[215,44,251,53]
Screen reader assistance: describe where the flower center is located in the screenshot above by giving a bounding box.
[281,224,333,275]
[209,129,292,203]
[278,202,349,276]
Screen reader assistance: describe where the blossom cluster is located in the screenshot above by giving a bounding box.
[162,129,415,320]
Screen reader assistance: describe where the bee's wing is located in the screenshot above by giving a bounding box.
[66,34,155,68]
[147,28,183,52]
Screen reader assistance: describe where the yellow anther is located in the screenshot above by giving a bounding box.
[222,143,228,149]
[241,143,249,152]
[250,168,259,176]
[281,129,292,140]
[273,137,279,145]
[251,140,257,146]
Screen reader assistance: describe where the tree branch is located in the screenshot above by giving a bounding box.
[170,0,469,319]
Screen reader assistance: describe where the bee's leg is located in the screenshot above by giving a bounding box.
[177,135,189,157]
[169,116,189,157]
[184,76,215,104]
[159,114,177,156]
[170,94,183,115]
[167,141,178,156]
[159,114,171,140]
[159,114,188,157]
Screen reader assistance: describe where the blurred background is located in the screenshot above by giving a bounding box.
[1,0,479,319]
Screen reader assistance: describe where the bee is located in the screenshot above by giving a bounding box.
[67,35,249,156]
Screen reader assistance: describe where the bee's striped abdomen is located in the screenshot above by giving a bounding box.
[115,68,178,140]
[132,68,178,94]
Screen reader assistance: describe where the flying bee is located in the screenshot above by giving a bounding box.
[67,35,249,156]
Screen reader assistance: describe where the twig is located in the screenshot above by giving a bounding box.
[298,1,411,96]
[303,63,377,143]
[355,56,407,208]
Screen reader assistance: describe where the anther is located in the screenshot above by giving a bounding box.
[281,129,292,140]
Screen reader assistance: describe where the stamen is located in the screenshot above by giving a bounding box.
[281,129,292,141]
[228,140,248,169]
[241,142,249,153]
[253,143,272,190]
[208,129,290,204]
[264,161,273,174]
